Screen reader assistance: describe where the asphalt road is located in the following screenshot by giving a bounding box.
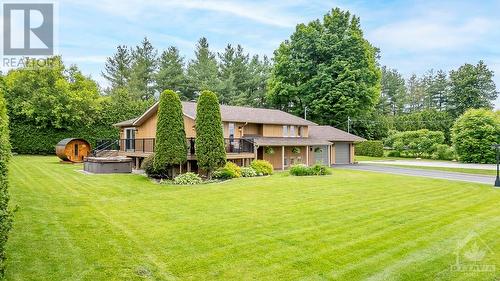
[335,164,498,185]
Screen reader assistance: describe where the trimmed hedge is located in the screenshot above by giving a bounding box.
[0,90,12,277]
[9,121,118,155]
[355,140,384,157]
[289,164,331,176]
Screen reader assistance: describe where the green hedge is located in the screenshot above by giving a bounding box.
[9,121,119,155]
[355,140,384,157]
[0,90,12,277]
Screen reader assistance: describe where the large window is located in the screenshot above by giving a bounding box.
[283,125,288,137]
[290,126,296,137]
[229,123,235,139]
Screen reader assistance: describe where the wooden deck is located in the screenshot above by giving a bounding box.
[117,150,255,160]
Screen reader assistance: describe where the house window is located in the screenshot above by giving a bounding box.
[290,126,296,137]
[229,123,235,139]
[283,125,288,137]
[298,127,304,137]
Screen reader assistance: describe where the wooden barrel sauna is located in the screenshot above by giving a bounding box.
[55,138,91,163]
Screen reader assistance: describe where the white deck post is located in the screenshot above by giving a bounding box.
[327,145,331,166]
[282,146,285,171]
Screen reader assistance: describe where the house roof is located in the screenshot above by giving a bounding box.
[249,137,332,146]
[119,101,317,127]
[308,125,366,142]
[113,118,137,127]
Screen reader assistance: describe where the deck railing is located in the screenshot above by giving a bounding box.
[112,138,254,155]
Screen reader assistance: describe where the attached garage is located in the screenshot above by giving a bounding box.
[308,126,365,165]
[334,142,350,164]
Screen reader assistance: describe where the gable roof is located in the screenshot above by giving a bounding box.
[309,125,366,142]
[119,101,317,127]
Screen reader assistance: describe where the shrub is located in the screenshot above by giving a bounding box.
[241,167,257,177]
[452,109,500,163]
[289,164,331,176]
[0,89,12,277]
[289,164,311,176]
[385,129,445,157]
[310,163,332,175]
[213,162,241,179]
[173,172,203,185]
[153,90,187,178]
[195,91,226,177]
[355,141,384,157]
[432,144,455,160]
[386,150,400,157]
[142,154,168,179]
[250,160,273,175]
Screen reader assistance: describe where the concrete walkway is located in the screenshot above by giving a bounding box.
[336,164,497,185]
[360,160,496,170]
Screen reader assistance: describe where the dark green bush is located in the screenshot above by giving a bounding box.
[310,163,332,175]
[386,150,400,157]
[452,109,500,163]
[385,129,445,157]
[355,141,384,157]
[195,91,226,177]
[432,144,455,160]
[153,90,187,177]
[250,160,273,176]
[0,89,12,277]
[142,154,168,179]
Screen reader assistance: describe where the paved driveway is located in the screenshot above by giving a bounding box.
[336,164,497,185]
[361,160,496,170]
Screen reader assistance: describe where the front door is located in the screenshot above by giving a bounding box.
[313,145,328,165]
[125,128,136,151]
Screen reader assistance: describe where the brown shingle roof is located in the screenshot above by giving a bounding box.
[249,137,332,146]
[125,101,317,127]
[113,118,137,127]
[309,125,366,142]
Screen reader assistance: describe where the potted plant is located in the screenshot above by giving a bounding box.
[264,146,275,155]
[292,147,301,154]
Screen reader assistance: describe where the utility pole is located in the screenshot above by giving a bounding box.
[304,106,308,120]
[347,116,351,133]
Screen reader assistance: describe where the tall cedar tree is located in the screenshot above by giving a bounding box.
[186,38,219,100]
[448,61,498,117]
[153,90,187,177]
[156,47,188,99]
[0,88,12,278]
[195,90,226,177]
[268,8,381,130]
[129,37,158,101]
[102,45,132,89]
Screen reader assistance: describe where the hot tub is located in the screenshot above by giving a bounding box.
[84,157,133,174]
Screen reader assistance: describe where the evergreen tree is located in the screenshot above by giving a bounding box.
[426,70,449,111]
[102,45,132,89]
[195,90,226,177]
[186,38,219,100]
[153,90,187,177]
[129,37,158,101]
[156,47,188,99]
[267,8,381,130]
[234,54,271,107]
[448,61,498,117]
[0,88,12,278]
[378,66,406,115]
[406,74,426,113]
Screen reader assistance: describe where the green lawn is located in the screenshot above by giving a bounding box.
[6,156,500,280]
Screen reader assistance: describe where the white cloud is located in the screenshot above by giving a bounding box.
[369,17,495,52]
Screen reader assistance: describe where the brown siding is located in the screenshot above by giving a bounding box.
[185,116,196,138]
[262,146,283,170]
[262,124,283,137]
[243,123,260,136]
[261,146,308,170]
[136,113,157,139]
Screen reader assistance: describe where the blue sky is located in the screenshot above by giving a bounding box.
[56,0,500,109]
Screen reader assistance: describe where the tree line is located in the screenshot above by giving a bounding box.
[102,37,271,107]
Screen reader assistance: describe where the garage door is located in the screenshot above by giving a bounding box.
[335,142,350,164]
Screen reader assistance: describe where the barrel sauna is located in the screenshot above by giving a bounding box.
[55,138,91,163]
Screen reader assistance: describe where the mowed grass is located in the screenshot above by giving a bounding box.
[6,156,500,281]
[375,164,498,176]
